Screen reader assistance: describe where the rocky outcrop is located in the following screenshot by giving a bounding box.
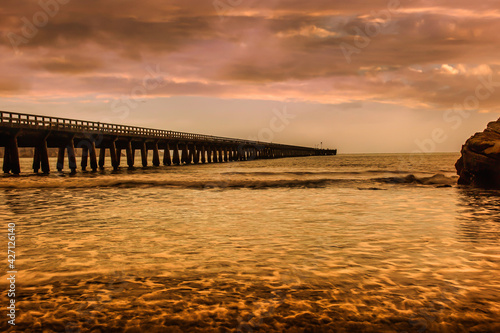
[456,117,500,188]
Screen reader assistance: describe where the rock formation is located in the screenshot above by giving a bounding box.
[456,117,500,188]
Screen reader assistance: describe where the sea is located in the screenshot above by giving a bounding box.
[1,153,499,332]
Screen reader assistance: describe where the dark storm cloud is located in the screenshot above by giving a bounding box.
[1,0,500,110]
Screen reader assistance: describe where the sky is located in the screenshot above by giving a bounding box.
[1,0,500,153]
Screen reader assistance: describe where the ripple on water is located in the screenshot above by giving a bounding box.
[1,154,499,331]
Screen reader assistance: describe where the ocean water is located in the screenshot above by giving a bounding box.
[1,153,499,332]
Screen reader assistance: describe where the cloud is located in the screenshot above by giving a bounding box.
[0,0,500,112]
[0,79,28,95]
[32,55,103,74]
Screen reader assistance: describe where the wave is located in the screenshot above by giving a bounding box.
[0,174,458,190]
[0,178,345,190]
[0,170,458,190]
[373,174,457,186]
[221,170,423,176]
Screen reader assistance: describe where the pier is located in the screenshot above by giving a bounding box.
[0,111,336,174]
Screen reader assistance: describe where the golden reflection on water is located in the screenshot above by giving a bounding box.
[0,154,499,332]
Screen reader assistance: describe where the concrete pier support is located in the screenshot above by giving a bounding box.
[188,145,195,164]
[201,146,206,163]
[163,143,171,166]
[224,148,228,162]
[218,147,223,163]
[193,145,200,164]
[126,141,134,168]
[3,137,21,174]
[57,146,65,171]
[206,146,212,163]
[172,143,181,165]
[33,146,41,173]
[209,147,213,163]
[99,147,106,169]
[181,144,189,164]
[247,148,254,161]
[233,148,238,161]
[116,148,122,166]
[141,142,148,167]
[153,142,160,167]
[67,140,77,174]
[2,145,11,174]
[81,146,89,171]
[110,141,119,171]
[40,140,50,174]
[235,147,240,161]
[213,147,218,163]
[89,142,98,172]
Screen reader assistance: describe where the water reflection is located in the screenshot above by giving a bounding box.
[1,154,499,332]
[456,187,500,243]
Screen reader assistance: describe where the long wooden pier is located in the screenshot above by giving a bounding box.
[0,111,336,174]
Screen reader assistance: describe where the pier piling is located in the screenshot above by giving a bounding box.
[2,145,11,174]
[153,142,160,167]
[163,143,171,166]
[206,146,212,163]
[89,142,98,172]
[172,143,180,165]
[9,137,21,175]
[99,147,106,170]
[40,140,50,174]
[193,145,199,164]
[116,148,122,166]
[57,146,65,171]
[81,146,89,171]
[67,140,77,174]
[181,144,188,164]
[201,146,206,164]
[141,142,148,167]
[188,145,194,164]
[126,142,134,168]
[33,146,41,173]
[110,142,119,171]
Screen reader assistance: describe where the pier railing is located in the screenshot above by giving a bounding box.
[0,111,305,149]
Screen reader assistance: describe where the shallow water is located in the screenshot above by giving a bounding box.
[1,153,499,332]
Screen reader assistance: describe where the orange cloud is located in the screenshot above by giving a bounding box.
[1,0,500,112]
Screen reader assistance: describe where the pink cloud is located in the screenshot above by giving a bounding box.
[1,0,500,112]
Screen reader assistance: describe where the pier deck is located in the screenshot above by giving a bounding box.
[0,111,336,174]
